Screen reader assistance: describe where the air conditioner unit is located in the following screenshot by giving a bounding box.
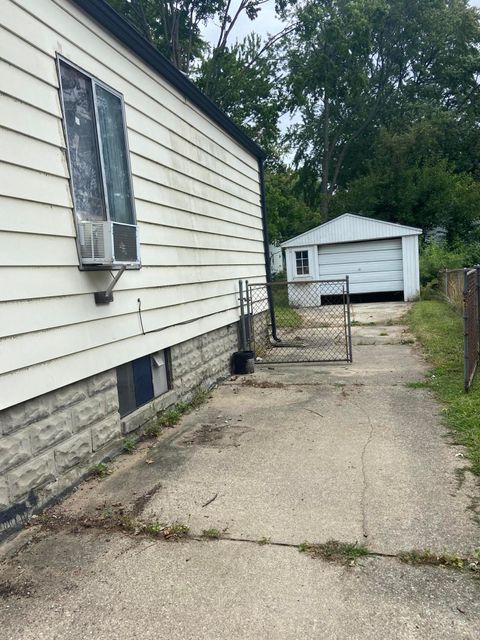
[77,221,139,267]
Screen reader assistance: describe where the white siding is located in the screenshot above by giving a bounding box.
[402,235,420,300]
[0,0,266,409]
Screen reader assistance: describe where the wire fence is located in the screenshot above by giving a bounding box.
[244,279,353,364]
[438,268,480,391]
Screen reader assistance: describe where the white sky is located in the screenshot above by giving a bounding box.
[202,1,284,47]
[203,1,480,46]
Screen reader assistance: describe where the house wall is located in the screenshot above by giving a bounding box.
[0,322,239,538]
[0,0,266,412]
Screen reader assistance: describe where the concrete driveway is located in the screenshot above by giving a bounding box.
[1,302,479,639]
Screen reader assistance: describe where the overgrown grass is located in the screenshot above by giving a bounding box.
[408,300,480,474]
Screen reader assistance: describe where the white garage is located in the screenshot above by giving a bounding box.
[282,214,421,301]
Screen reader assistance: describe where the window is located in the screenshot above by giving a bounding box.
[58,59,136,227]
[117,350,171,417]
[295,250,310,275]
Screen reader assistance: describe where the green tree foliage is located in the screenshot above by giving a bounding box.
[285,0,480,217]
[265,168,320,242]
[107,0,293,153]
[331,123,480,240]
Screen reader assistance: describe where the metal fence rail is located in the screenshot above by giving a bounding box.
[244,279,352,364]
[463,268,480,391]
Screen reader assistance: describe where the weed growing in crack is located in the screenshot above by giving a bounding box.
[123,437,137,453]
[398,549,468,569]
[257,537,271,546]
[89,463,112,478]
[163,522,190,540]
[298,540,369,565]
[202,528,222,539]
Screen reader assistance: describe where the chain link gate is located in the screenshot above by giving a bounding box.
[241,279,353,364]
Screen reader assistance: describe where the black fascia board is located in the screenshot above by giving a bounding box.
[71,0,266,160]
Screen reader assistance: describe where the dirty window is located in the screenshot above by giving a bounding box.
[59,61,106,221]
[59,60,135,227]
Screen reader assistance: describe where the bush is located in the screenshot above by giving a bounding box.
[419,241,477,286]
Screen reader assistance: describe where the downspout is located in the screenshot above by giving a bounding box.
[258,158,278,341]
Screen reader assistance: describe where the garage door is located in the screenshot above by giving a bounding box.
[318,238,403,294]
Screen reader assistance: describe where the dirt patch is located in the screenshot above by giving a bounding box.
[131,482,163,516]
[182,423,251,448]
[240,379,285,389]
[0,578,35,599]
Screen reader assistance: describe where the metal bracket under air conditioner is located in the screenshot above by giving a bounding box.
[94,265,128,305]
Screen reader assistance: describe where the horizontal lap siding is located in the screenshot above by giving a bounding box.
[0,0,266,409]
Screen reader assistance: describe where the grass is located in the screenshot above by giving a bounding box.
[408,300,480,474]
[272,284,303,329]
[89,462,112,478]
[298,540,369,565]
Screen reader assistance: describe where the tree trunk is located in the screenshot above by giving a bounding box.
[320,95,330,218]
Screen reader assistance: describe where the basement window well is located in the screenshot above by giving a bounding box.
[116,350,170,417]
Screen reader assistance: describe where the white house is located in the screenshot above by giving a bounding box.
[0,0,269,535]
[269,244,284,275]
[282,214,421,302]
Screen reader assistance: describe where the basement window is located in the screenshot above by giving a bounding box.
[116,350,171,417]
[295,250,310,275]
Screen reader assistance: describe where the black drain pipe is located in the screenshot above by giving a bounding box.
[258,158,278,341]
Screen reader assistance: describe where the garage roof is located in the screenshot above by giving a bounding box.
[281,214,422,248]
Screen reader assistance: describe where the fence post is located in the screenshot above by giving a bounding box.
[476,266,480,358]
[346,275,353,363]
[464,268,470,392]
[444,269,448,300]
[239,280,247,351]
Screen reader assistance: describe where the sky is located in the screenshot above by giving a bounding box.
[202,1,285,47]
[203,0,480,46]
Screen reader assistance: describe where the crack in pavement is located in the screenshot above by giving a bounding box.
[351,400,375,541]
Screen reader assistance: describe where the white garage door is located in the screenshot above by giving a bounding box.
[318,238,404,294]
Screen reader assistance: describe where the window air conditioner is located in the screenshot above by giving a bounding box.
[77,221,139,267]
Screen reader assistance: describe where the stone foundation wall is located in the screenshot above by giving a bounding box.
[0,322,239,538]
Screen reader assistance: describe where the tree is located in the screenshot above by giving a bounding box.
[331,124,480,241]
[285,0,480,217]
[265,168,320,242]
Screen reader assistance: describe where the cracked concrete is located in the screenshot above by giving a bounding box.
[1,302,480,639]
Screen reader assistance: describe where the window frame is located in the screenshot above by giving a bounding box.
[56,55,138,268]
[295,250,310,276]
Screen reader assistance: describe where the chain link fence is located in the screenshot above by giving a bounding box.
[244,279,352,364]
[439,268,480,391]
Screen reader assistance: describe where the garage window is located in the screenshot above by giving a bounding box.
[295,250,310,275]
